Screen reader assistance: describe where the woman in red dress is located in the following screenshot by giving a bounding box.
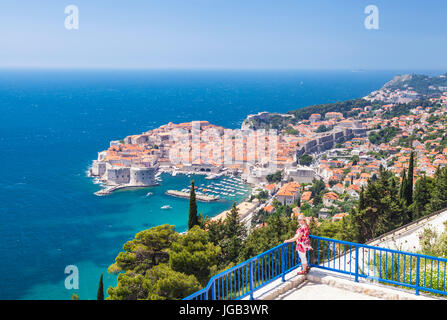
[284,215,313,275]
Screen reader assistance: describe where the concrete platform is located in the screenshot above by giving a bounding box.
[278,280,381,300]
[244,266,440,300]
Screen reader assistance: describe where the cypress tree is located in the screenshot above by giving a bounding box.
[97,274,104,300]
[188,180,199,230]
[358,186,366,211]
[399,169,407,201]
[405,152,415,208]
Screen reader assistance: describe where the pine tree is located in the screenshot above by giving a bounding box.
[412,175,434,219]
[222,202,247,264]
[427,167,447,213]
[97,274,104,300]
[349,168,406,243]
[188,180,199,230]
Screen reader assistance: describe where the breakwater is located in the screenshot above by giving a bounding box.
[165,190,220,202]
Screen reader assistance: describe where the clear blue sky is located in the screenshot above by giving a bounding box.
[0,0,446,70]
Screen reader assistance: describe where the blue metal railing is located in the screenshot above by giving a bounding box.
[184,235,447,300]
[183,241,302,300]
[310,235,447,296]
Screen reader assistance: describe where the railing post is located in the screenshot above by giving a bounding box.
[416,256,420,296]
[282,245,286,282]
[211,281,216,300]
[249,260,254,300]
[355,245,359,282]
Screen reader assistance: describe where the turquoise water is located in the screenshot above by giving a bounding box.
[0,69,402,300]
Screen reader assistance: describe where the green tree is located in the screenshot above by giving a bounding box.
[299,154,314,166]
[107,271,146,300]
[412,175,434,219]
[220,202,247,265]
[107,224,206,300]
[399,169,407,201]
[188,180,199,230]
[107,265,201,300]
[349,168,407,242]
[427,167,447,213]
[266,171,282,183]
[108,224,178,274]
[255,190,269,201]
[145,264,202,300]
[316,125,330,133]
[250,208,269,227]
[310,178,326,197]
[169,226,221,286]
[404,152,415,211]
[97,274,104,300]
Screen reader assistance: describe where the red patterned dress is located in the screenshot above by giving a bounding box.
[296,224,313,253]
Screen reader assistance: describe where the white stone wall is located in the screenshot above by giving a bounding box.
[129,167,157,186]
[106,167,130,185]
[91,160,107,177]
[286,167,315,183]
[98,151,108,161]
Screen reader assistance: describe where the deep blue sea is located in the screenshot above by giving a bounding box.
[0,69,405,300]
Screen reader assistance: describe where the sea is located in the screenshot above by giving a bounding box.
[0,69,411,300]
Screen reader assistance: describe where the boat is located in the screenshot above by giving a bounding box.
[161,205,172,210]
[146,192,153,196]
[205,173,221,180]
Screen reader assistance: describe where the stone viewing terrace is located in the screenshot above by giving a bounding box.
[184,234,447,301]
[248,266,436,300]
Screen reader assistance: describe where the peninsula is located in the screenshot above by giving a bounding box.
[89,71,447,227]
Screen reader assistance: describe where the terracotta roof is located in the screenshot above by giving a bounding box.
[323,192,339,200]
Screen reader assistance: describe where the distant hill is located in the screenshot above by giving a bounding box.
[241,72,447,129]
[287,98,384,121]
[381,73,447,96]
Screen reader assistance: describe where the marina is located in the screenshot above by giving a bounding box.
[163,173,250,203]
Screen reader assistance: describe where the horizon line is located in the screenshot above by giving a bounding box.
[0,66,446,74]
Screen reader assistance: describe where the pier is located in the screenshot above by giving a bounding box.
[165,190,220,202]
[94,184,158,196]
